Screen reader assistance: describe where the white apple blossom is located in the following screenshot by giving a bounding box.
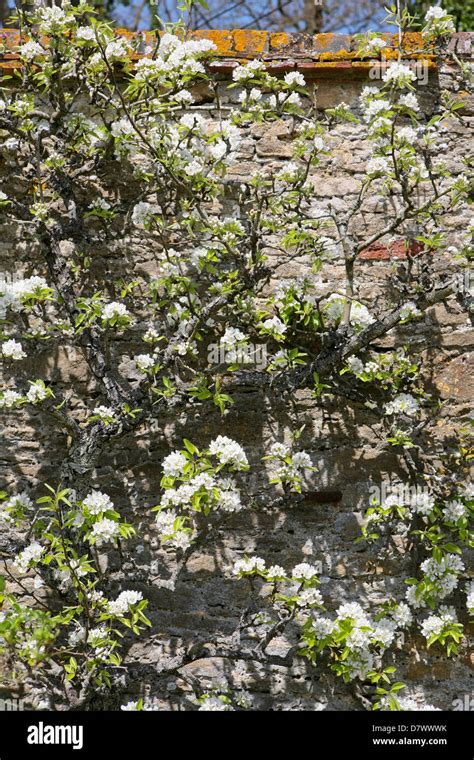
[366,156,390,174]
[380,695,440,711]
[4,491,33,512]
[292,562,318,580]
[442,500,466,522]
[82,491,114,515]
[162,451,187,477]
[179,113,204,131]
[111,118,136,138]
[239,87,263,103]
[360,85,380,102]
[423,6,455,38]
[209,141,227,160]
[261,316,287,337]
[420,606,457,638]
[382,62,417,86]
[347,355,364,374]
[87,626,108,647]
[198,696,233,711]
[466,582,474,614]
[398,92,419,109]
[121,701,142,711]
[68,625,86,647]
[0,390,23,408]
[291,451,312,470]
[131,201,153,227]
[174,89,194,104]
[266,565,285,579]
[232,60,265,82]
[392,602,413,628]
[399,301,421,320]
[143,326,160,343]
[2,339,26,360]
[269,442,290,457]
[397,126,418,144]
[18,41,44,61]
[184,160,204,177]
[362,98,391,122]
[373,619,397,647]
[26,382,49,404]
[233,556,266,575]
[135,354,155,372]
[311,616,335,638]
[384,393,420,416]
[296,588,323,607]
[101,302,130,321]
[365,36,387,53]
[14,542,44,574]
[38,5,67,30]
[76,26,96,42]
[104,39,130,62]
[92,405,115,422]
[89,518,121,546]
[220,327,247,347]
[217,486,242,513]
[108,590,144,616]
[208,436,248,469]
[336,602,371,626]
[89,198,110,211]
[284,71,306,88]
[410,491,435,516]
[324,295,375,329]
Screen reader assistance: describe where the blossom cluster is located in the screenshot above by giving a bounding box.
[264,442,315,493]
[422,6,456,39]
[153,438,248,550]
[0,276,52,313]
[344,348,420,390]
[108,590,144,616]
[324,295,375,331]
[13,541,45,574]
[406,553,465,608]
[384,393,420,417]
[305,601,410,682]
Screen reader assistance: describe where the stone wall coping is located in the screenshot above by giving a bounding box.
[0,29,472,74]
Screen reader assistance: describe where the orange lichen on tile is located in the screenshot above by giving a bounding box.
[314,33,333,50]
[381,46,437,60]
[0,27,460,72]
[0,60,21,71]
[0,31,21,50]
[381,48,401,60]
[318,50,356,61]
[269,32,289,51]
[114,27,136,40]
[296,61,355,76]
[401,31,432,53]
[233,30,268,55]
[312,61,351,68]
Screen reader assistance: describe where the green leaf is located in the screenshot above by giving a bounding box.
[183,439,199,456]
[442,543,461,554]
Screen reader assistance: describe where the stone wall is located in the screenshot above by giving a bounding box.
[0,30,473,711]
